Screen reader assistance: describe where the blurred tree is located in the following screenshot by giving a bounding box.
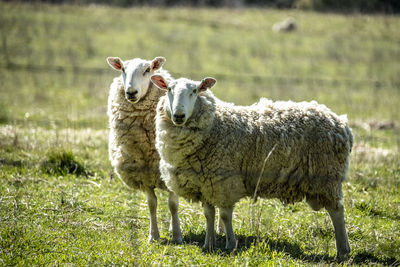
[4,0,399,13]
[294,0,400,13]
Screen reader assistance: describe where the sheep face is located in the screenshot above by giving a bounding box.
[151,76,216,126]
[107,56,166,103]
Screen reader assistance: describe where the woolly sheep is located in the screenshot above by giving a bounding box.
[106,56,182,244]
[151,75,353,260]
[272,17,297,32]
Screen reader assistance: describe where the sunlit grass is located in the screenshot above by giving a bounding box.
[0,124,399,265]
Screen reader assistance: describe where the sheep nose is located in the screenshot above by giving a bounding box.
[126,91,138,98]
[125,90,139,101]
[173,113,186,124]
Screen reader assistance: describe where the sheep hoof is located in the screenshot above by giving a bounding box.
[225,240,237,250]
[148,235,160,243]
[336,249,351,262]
[202,242,215,251]
[171,237,183,245]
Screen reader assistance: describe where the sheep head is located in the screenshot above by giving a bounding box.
[151,75,216,126]
[107,56,166,103]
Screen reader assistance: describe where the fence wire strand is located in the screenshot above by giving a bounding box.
[1,63,398,89]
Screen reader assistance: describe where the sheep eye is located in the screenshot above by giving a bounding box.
[144,67,151,75]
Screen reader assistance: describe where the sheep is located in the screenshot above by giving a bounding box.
[272,17,297,32]
[150,75,353,260]
[106,56,182,244]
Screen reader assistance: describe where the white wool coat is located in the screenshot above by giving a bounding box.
[108,71,170,190]
[155,90,353,208]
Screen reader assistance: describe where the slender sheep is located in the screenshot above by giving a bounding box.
[150,75,353,260]
[106,56,182,244]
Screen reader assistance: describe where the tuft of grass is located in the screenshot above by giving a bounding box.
[41,149,87,176]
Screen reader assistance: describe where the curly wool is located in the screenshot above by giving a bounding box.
[156,91,353,208]
[108,70,171,190]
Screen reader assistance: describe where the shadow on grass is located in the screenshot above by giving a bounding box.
[351,251,398,266]
[182,231,333,263]
[182,232,399,265]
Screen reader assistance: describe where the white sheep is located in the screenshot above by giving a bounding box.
[272,17,297,32]
[150,75,353,260]
[106,56,182,244]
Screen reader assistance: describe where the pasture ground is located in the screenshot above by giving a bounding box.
[0,2,399,265]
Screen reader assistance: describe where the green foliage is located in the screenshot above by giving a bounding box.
[41,149,87,176]
[0,2,399,266]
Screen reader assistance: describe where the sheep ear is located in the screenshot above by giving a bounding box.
[107,57,124,71]
[151,56,166,71]
[198,77,216,92]
[151,75,168,91]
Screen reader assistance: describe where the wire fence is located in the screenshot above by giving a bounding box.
[1,62,398,149]
[2,63,398,89]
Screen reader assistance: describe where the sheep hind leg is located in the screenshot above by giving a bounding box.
[168,191,182,244]
[326,201,351,261]
[146,187,160,243]
[220,206,237,250]
[202,202,216,251]
[217,209,225,234]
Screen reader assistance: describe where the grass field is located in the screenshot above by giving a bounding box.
[1,2,399,265]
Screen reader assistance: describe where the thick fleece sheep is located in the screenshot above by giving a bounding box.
[107,57,182,243]
[151,75,353,260]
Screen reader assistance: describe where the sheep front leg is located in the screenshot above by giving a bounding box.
[326,201,351,261]
[168,191,182,244]
[202,202,216,250]
[146,187,160,243]
[220,206,237,250]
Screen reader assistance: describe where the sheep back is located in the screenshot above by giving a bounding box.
[156,91,353,208]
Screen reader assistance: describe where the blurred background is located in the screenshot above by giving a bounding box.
[1,0,399,147]
[0,1,399,265]
[1,0,399,127]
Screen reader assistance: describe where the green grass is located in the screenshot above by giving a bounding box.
[1,2,400,265]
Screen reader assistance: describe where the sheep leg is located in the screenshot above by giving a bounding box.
[202,202,216,250]
[326,201,351,261]
[220,206,237,250]
[217,209,225,234]
[146,187,160,243]
[168,191,182,244]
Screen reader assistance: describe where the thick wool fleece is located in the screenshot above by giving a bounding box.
[108,70,170,190]
[156,91,353,209]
